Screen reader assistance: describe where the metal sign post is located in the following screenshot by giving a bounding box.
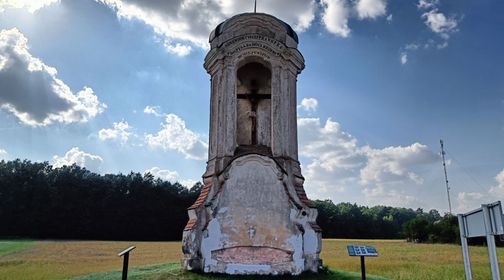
[118,246,136,280]
[458,201,504,280]
[347,245,378,280]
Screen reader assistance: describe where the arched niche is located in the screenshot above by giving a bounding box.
[235,58,272,147]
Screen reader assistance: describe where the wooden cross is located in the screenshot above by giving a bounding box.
[237,88,270,145]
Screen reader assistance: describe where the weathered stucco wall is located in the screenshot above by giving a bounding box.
[200,155,305,274]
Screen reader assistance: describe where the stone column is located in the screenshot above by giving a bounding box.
[223,63,236,157]
[271,63,283,158]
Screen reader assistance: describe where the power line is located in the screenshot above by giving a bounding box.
[444,149,486,189]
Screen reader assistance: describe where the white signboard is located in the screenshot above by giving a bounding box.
[462,208,486,238]
[461,202,504,238]
[488,202,504,235]
[458,201,504,280]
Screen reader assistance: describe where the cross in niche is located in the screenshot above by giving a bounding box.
[237,81,270,145]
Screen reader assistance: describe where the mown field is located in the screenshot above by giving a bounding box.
[0,239,503,280]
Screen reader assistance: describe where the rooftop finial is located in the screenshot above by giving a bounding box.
[254,0,257,13]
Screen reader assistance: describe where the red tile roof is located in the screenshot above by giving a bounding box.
[184,218,197,231]
[294,183,314,208]
[188,182,212,210]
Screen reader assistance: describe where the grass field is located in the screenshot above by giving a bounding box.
[0,239,503,280]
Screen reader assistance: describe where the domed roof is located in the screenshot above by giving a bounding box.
[210,13,299,44]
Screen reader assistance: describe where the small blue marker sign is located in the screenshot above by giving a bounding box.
[347,245,378,280]
[347,245,378,257]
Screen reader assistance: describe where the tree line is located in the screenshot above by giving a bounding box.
[0,159,459,243]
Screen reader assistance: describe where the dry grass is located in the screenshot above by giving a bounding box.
[1,239,503,279]
[0,240,182,280]
[321,239,504,280]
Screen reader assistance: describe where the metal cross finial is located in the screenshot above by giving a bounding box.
[254,0,257,13]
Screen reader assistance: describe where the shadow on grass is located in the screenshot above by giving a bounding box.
[71,263,390,280]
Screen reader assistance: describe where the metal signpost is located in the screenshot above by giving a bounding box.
[347,245,378,280]
[458,201,504,280]
[118,246,136,280]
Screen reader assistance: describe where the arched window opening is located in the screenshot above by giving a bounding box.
[236,62,272,147]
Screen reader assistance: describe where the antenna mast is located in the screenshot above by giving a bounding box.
[254,0,257,13]
[440,139,452,214]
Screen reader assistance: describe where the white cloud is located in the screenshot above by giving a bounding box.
[455,168,504,213]
[144,167,179,182]
[321,0,351,37]
[299,118,363,197]
[0,28,106,126]
[298,98,318,112]
[145,114,208,160]
[417,0,438,10]
[356,0,387,20]
[97,0,316,55]
[489,168,504,197]
[143,105,162,117]
[0,148,7,159]
[52,147,103,173]
[298,117,439,208]
[0,0,59,13]
[401,1,460,64]
[98,121,132,143]
[386,14,393,23]
[422,10,458,37]
[144,166,198,187]
[400,52,408,65]
[164,43,192,57]
[359,143,439,186]
[220,0,317,32]
[456,192,485,213]
[362,185,420,208]
[405,43,420,50]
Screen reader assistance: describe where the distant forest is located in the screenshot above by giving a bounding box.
[0,159,460,243]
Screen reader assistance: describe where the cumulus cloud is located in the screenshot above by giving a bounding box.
[52,147,103,173]
[299,117,364,196]
[0,148,7,159]
[360,143,439,185]
[400,1,460,64]
[321,0,351,38]
[0,0,59,13]
[143,105,162,117]
[422,10,459,38]
[164,43,192,57]
[145,114,208,160]
[489,168,504,197]
[417,0,439,10]
[97,0,316,55]
[144,166,198,187]
[400,52,408,65]
[298,98,318,113]
[456,192,485,213]
[98,121,132,143]
[455,168,504,213]
[298,117,439,207]
[0,28,106,126]
[356,0,387,19]
[362,185,420,208]
[144,167,179,182]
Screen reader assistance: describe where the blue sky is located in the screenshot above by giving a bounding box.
[0,0,503,213]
